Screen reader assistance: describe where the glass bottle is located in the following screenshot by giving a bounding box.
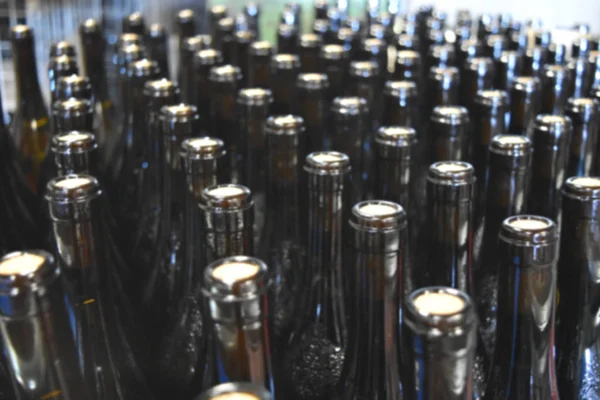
[248,41,274,88]
[147,23,170,80]
[495,50,522,91]
[294,73,330,154]
[429,106,470,162]
[540,65,571,115]
[194,49,224,127]
[565,98,599,177]
[507,76,541,138]
[180,35,212,103]
[298,34,323,73]
[426,66,460,117]
[277,24,299,54]
[460,57,495,113]
[319,44,350,102]
[123,12,146,36]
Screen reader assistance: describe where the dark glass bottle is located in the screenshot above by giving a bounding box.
[348,61,381,130]
[357,38,388,77]
[209,5,228,40]
[495,50,522,90]
[194,49,224,127]
[335,28,360,58]
[590,50,600,89]
[460,57,495,112]
[0,250,92,400]
[232,30,255,86]
[195,383,272,400]
[396,34,421,53]
[212,17,234,55]
[114,43,146,122]
[336,200,407,400]
[262,115,306,346]
[429,106,470,162]
[50,40,76,58]
[180,35,212,103]
[568,57,594,99]
[48,55,79,108]
[556,176,600,399]
[147,23,170,79]
[565,98,599,177]
[313,19,330,41]
[572,34,599,58]
[208,64,242,150]
[540,64,571,115]
[426,44,456,74]
[203,256,274,393]
[55,75,92,102]
[51,131,97,177]
[402,286,477,400]
[283,151,351,400]
[548,43,567,65]
[456,39,482,74]
[507,76,541,138]
[9,25,51,192]
[382,81,420,128]
[277,24,299,54]
[123,12,146,35]
[522,46,547,79]
[484,215,560,400]
[315,0,328,19]
[319,44,350,101]
[294,73,330,154]
[329,97,369,203]
[177,9,197,54]
[426,66,460,116]
[471,90,509,202]
[528,115,571,222]
[483,34,506,61]
[474,134,532,359]
[248,41,274,88]
[298,34,323,73]
[269,54,301,115]
[244,3,260,38]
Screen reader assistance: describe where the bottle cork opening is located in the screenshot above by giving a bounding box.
[212,262,260,285]
[435,162,468,172]
[275,115,300,125]
[57,132,90,142]
[242,88,268,97]
[358,203,397,217]
[571,177,600,188]
[0,254,45,276]
[414,292,465,316]
[508,218,549,230]
[212,393,259,400]
[496,135,528,145]
[188,137,220,148]
[55,177,92,189]
[312,153,343,163]
[208,186,244,198]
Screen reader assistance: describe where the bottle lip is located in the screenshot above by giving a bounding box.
[249,40,273,56]
[80,19,101,35]
[299,33,322,48]
[490,134,532,157]
[195,49,223,66]
[143,78,180,98]
[466,56,494,72]
[474,89,508,108]
[406,286,475,331]
[319,44,348,61]
[56,75,92,100]
[428,161,475,186]
[51,131,97,155]
[395,50,421,65]
[237,88,273,106]
[265,114,305,135]
[563,176,600,201]
[195,382,271,400]
[350,200,407,231]
[44,174,102,204]
[361,37,386,53]
[209,64,242,83]
[177,9,196,23]
[270,54,301,70]
[50,41,76,57]
[428,43,455,57]
[511,76,540,93]
[297,73,329,90]
[127,58,160,78]
[566,97,597,120]
[312,18,330,35]
[52,98,94,117]
[534,114,573,139]
[123,11,145,30]
[349,60,380,78]
[217,17,235,32]
[209,5,228,18]
[235,30,255,43]
[376,126,416,148]
[431,106,469,126]
[500,215,558,247]
[118,44,146,67]
[0,251,60,300]
[116,33,143,49]
[48,55,78,72]
[203,256,270,302]
[428,65,459,81]
[331,96,369,115]
[159,103,199,124]
[383,80,418,99]
[180,137,226,160]
[184,35,212,53]
[201,184,253,210]
[304,151,351,175]
[277,23,298,36]
[10,25,33,40]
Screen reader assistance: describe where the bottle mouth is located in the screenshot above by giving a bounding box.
[297,73,329,90]
[350,200,407,230]
[406,286,475,332]
[490,134,532,157]
[0,251,60,303]
[198,383,270,400]
[195,49,223,66]
[563,176,600,200]
[143,78,179,98]
[500,215,558,246]
[237,88,273,106]
[44,174,102,204]
[299,33,322,48]
[270,54,301,70]
[52,131,97,155]
[203,256,270,301]
[212,393,260,400]
[428,161,475,186]
[250,41,273,56]
[201,184,253,210]
[265,115,305,134]
[413,291,466,316]
[181,137,225,160]
[184,35,213,53]
[0,253,46,277]
[331,96,369,115]
[304,151,351,175]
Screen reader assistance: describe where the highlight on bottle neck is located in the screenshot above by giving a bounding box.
[375,126,415,159]
[50,40,76,58]
[237,88,273,107]
[565,97,598,124]
[0,250,60,317]
[203,256,270,301]
[181,137,226,163]
[499,215,558,248]
[160,103,199,138]
[331,96,369,119]
[201,183,253,211]
[195,49,224,67]
[53,98,94,132]
[143,78,180,101]
[489,134,532,167]
[474,89,508,112]
[350,200,407,234]
[562,176,600,201]
[45,174,102,221]
[122,11,145,34]
[51,131,97,176]
[56,75,93,101]
[383,80,419,102]
[431,105,470,129]
[270,54,301,72]
[48,55,79,76]
[195,382,271,400]
[209,64,243,85]
[297,73,330,91]
[533,114,572,146]
[304,151,351,176]
[349,60,379,79]
[184,35,213,54]
[127,58,161,81]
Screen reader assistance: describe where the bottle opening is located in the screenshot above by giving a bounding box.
[212,262,260,285]
[55,176,93,189]
[414,292,465,316]
[0,253,45,276]
[188,137,220,149]
[208,186,245,198]
[571,176,600,188]
[212,393,260,400]
[312,152,344,163]
[508,218,549,230]
[434,162,469,173]
[496,135,528,145]
[358,203,398,217]
[57,132,92,143]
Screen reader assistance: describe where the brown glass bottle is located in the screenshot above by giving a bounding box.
[335,28,360,58]
[194,49,224,128]
[429,106,470,162]
[522,46,547,80]
[495,50,522,90]
[426,44,456,73]
[393,50,423,91]
[568,56,594,99]
[50,131,97,177]
[298,34,323,73]
[456,39,482,74]
[348,61,381,130]
[460,57,495,113]
[123,12,146,35]
[10,25,51,192]
[209,5,228,40]
[177,9,197,54]
[540,64,571,115]
[248,41,274,88]
[277,24,299,54]
[565,98,599,177]
[243,3,260,38]
[47,55,79,106]
[212,17,235,59]
[269,54,301,115]
[147,23,170,79]
[232,30,255,86]
[319,44,350,101]
[426,66,460,117]
[382,80,420,130]
[528,115,572,222]
[294,73,330,154]
[180,35,212,103]
[313,19,330,42]
[357,38,388,77]
[208,64,242,146]
[548,43,567,65]
[507,76,541,138]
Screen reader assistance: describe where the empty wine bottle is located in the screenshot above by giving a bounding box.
[277,24,299,54]
[298,34,323,73]
[495,50,522,90]
[426,66,460,116]
[51,131,97,177]
[214,17,235,63]
[262,115,306,345]
[336,200,407,400]
[208,64,242,151]
[55,75,92,102]
[357,38,388,77]
[540,64,571,115]
[196,383,272,400]
[507,76,541,138]
[248,41,274,88]
[429,106,470,162]
[565,98,599,177]
[472,91,509,199]
[52,98,94,134]
[556,176,600,399]
[295,73,330,154]
[180,137,227,203]
[484,215,560,400]
[456,38,481,73]
[283,151,351,400]
[0,251,92,400]
[9,25,51,192]
[382,81,420,128]
[568,56,594,99]
[460,57,495,112]
[209,5,228,40]
[147,23,170,79]
[313,19,330,41]
[115,43,146,121]
[194,49,224,127]
[48,55,79,106]
[548,43,567,65]
[572,34,599,58]
[199,183,255,266]
[319,44,350,101]
[244,3,260,38]
[393,50,423,90]
[528,115,571,222]
[232,31,255,86]
[180,35,212,103]
[402,287,477,400]
[269,54,301,115]
[348,61,381,130]
[123,12,146,35]
[177,9,197,54]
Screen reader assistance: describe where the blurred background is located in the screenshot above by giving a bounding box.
[0,0,598,112]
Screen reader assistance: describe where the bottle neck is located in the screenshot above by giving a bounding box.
[81,35,109,102]
[473,108,507,181]
[201,207,255,265]
[123,81,149,158]
[382,96,419,128]
[374,147,411,206]
[12,39,46,120]
[297,91,329,153]
[508,94,538,136]
[431,127,468,162]
[567,119,599,177]
[329,116,367,203]
[239,107,269,194]
[529,138,568,221]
